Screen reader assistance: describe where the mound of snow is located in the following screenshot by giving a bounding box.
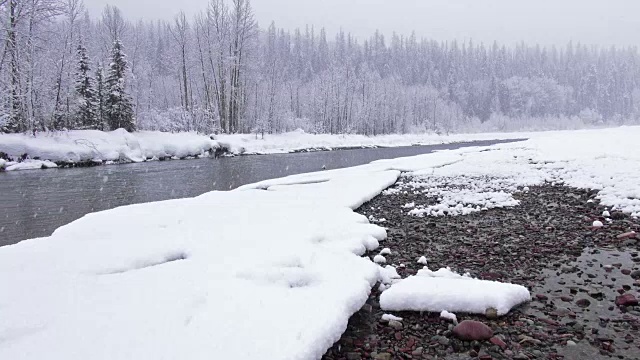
[381,314,403,322]
[373,254,387,264]
[380,268,530,316]
[440,310,458,323]
[5,159,57,171]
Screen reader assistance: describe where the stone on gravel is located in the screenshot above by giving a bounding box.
[535,294,549,301]
[453,320,494,341]
[373,353,392,360]
[345,352,361,360]
[576,298,591,308]
[615,294,639,307]
[617,231,637,239]
[485,307,498,319]
[630,270,640,279]
[489,336,507,349]
[388,320,403,329]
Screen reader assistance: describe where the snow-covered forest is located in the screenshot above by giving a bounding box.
[2,0,640,136]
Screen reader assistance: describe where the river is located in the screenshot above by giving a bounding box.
[0,139,521,246]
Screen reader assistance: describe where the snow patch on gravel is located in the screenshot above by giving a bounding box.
[380,267,531,316]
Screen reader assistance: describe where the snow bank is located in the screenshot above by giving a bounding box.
[4,159,58,171]
[380,268,531,316]
[215,129,539,155]
[0,129,221,169]
[0,165,398,360]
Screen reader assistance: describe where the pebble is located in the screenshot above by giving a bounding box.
[567,340,577,346]
[615,293,639,307]
[630,270,640,279]
[411,347,423,356]
[373,353,391,360]
[485,307,498,319]
[453,320,494,341]
[345,352,361,360]
[489,336,507,349]
[388,320,403,329]
[576,298,591,308]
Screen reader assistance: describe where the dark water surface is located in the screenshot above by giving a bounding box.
[0,139,521,246]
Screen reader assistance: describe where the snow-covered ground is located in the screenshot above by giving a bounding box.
[1,126,639,359]
[216,128,537,155]
[0,127,538,171]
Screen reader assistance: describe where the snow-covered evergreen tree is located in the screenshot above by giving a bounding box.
[105,39,135,132]
[95,64,106,130]
[74,44,99,129]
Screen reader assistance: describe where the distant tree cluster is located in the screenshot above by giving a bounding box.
[1,0,640,135]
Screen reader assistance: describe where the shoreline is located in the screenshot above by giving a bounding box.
[0,137,526,172]
[323,178,640,360]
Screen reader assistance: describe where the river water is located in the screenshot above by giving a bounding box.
[0,140,521,246]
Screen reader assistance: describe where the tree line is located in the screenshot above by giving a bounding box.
[1,0,640,135]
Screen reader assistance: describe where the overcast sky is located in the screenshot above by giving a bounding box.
[85,0,640,47]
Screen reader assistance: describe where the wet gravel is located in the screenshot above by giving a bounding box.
[322,177,640,360]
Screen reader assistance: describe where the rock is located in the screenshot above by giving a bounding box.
[535,294,549,301]
[576,299,591,308]
[490,336,507,349]
[485,307,498,319]
[567,340,577,346]
[615,294,639,307]
[621,269,632,275]
[388,320,403,329]
[346,352,361,360]
[617,231,637,239]
[453,320,494,341]
[360,304,373,313]
[373,353,392,360]
[630,270,640,279]
[411,347,423,356]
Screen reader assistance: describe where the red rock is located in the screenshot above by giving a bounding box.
[615,294,638,307]
[540,318,560,326]
[621,269,632,275]
[394,332,403,341]
[489,336,507,349]
[617,231,637,239]
[535,294,549,301]
[453,320,494,341]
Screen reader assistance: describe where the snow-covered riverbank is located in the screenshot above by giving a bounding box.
[0,129,224,171]
[1,126,639,360]
[215,129,534,155]
[0,128,535,171]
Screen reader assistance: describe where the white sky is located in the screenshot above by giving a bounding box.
[84,0,640,47]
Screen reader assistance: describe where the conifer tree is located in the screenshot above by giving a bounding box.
[105,39,135,131]
[74,44,99,129]
[95,64,106,130]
